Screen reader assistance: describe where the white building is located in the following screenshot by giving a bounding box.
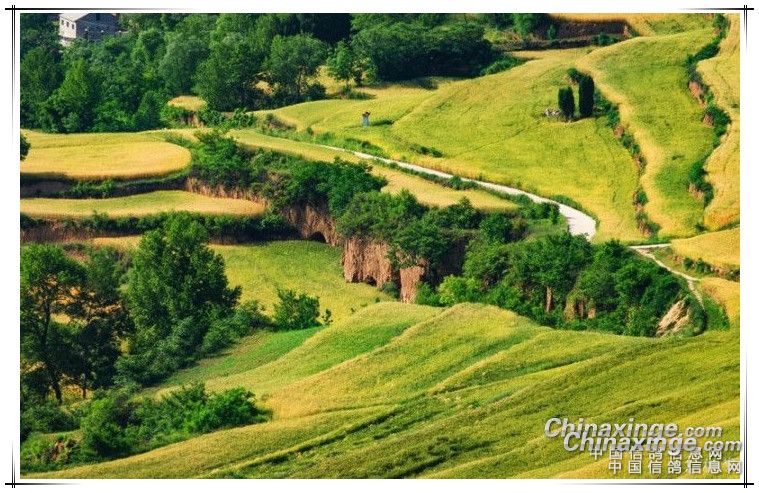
[59,12,119,46]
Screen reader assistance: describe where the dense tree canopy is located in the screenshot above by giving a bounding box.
[19,13,534,130]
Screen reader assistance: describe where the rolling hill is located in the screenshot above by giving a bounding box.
[30,302,739,479]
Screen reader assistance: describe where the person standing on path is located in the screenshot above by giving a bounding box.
[362,111,370,127]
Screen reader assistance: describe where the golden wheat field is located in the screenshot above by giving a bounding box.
[21,130,191,180]
[20,191,264,218]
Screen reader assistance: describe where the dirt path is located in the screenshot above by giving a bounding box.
[322,146,598,238]
[629,244,703,305]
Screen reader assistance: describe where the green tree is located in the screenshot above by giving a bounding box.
[44,59,99,132]
[195,32,263,111]
[20,45,61,128]
[578,75,595,118]
[121,214,240,384]
[133,90,166,130]
[159,32,208,95]
[20,134,30,160]
[558,86,575,121]
[326,40,356,90]
[63,248,132,397]
[21,244,84,402]
[512,14,548,37]
[265,34,327,102]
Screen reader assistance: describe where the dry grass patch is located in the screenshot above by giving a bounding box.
[701,277,740,325]
[21,130,191,180]
[168,95,207,112]
[20,191,264,218]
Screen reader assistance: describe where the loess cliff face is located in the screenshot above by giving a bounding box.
[283,203,341,247]
[185,177,262,202]
[179,179,438,302]
[341,237,428,303]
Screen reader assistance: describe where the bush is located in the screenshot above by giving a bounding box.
[273,289,320,330]
[201,301,270,354]
[415,282,442,306]
[437,276,482,306]
[480,55,525,76]
[80,390,136,457]
[80,384,263,460]
[187,387,260,433]
[20,400,78,442]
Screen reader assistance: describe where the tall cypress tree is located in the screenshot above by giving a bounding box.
[558,86,575,121]
[578,75,595,118]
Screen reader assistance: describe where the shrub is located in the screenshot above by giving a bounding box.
[20,400,78,442]
[273,289,320,330]
[437,276,482,306]
[187,387,260,433]
[480,55,525,76]
[415,282,442,306]
[380,281,400,299]
[201,301,270,354]
[80,390,136,457]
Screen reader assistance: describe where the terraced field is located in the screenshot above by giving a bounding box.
[701,16,741,229]
[32,302,739,479]
[21,130,191,180]
[577,28,715,237]
[20,191,264,218]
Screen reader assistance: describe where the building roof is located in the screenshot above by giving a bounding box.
[59,12,116,22]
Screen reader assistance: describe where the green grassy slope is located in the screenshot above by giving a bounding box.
[215,241,391,322]
[578,28,715,237]
[160,302,442,398]
[89,239,390,323]
[269,56,640,242]
[35,303,739,479]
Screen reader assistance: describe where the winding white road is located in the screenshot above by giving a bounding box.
[321,145,710,302]
[322,146,598,238]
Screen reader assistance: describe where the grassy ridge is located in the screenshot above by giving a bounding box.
[170,302,442,398]
[671,227,740,269]
[20,191,264,218]
[700,15,740,229]
[21,130,191,180]
[577,28,715,237]
[33,302,739,479]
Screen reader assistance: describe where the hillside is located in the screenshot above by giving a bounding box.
[18,12,741,481]
[31,302,739,479]
[700,16,740,229]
